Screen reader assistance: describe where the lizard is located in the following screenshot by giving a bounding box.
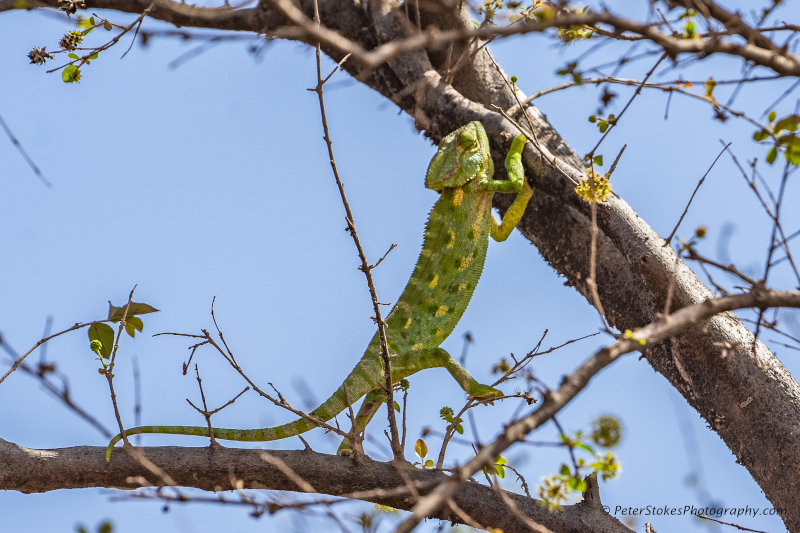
[106,121,533,460]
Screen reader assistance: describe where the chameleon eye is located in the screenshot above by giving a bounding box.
[457,130,477,149]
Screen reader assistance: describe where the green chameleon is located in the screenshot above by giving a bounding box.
[106,121,533,460]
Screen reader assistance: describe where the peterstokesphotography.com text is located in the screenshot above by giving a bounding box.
[604,504,782,519]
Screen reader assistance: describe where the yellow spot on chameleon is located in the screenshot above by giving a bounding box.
[412,343,424,351]
[457,254,473,271]
[428,274,439,288]
[404,317,413,329]
[435,306,448,316]
[458,282,469,291]
[452,187,464,206]
[446,230,456,248]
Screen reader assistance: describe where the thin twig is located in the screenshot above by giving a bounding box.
[0,113,51,187]
[585,54,666,159]
[696,513,768,533]
[664,142,731,245]
[308,0,403,461]
[0,321,92,385]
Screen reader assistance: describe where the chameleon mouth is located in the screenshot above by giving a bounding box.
[436,165,460,185]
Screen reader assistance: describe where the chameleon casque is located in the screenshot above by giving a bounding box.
[106,121,533,460]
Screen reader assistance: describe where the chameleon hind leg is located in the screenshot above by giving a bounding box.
[337,388,385,455]
[337,347,501,454]
[398,347,502,400]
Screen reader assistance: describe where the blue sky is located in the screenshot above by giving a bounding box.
[1,3,797,532]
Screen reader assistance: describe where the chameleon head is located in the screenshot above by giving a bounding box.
[425,121,494,191]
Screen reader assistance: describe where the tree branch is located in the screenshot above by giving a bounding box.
[0,438,630,533]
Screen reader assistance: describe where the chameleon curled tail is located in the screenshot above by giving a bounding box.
[106,121,533,461]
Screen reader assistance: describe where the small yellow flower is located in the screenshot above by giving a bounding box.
[623,329,646,346]
[59,30,84,51]
[575,169,612,203]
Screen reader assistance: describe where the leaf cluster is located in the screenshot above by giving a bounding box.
[754,111,800,165]
[88,300,158,362]
[537,416,622,505]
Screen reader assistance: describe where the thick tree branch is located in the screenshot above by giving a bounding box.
[7,1,798,76]
[0,438,630,533]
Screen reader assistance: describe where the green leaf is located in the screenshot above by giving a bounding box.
[88,52,98,60]
[588,115,597,123]
[455,423,464,435]
[683,19,695,38]
[753,129,769,142]
[768,110,776,123]
[107,300,159,321]
[88,322,115,359]
[785,137,800,165]
[414,438,428,459]
[393,400,400,412]
[62,64,79,83]
[424,459,434,468]
[592,155,603,166]
[567,477,587,492]
[575,442,596,455]
[775,115,800,133]
[766,146,778,164]
[599,122,609,133]
[124,316,143,337]
[559,463,571,476]
[68,53,79,59]
[494,455,507,478]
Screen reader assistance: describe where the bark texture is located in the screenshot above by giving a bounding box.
[0,439,630,533]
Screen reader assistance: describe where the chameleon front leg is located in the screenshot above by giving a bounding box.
[337,347,501,455]
[483,134,535,242]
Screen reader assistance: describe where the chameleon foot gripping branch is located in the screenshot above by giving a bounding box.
[106,122,533,461]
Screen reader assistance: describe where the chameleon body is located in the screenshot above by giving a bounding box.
[106,121,533,460]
